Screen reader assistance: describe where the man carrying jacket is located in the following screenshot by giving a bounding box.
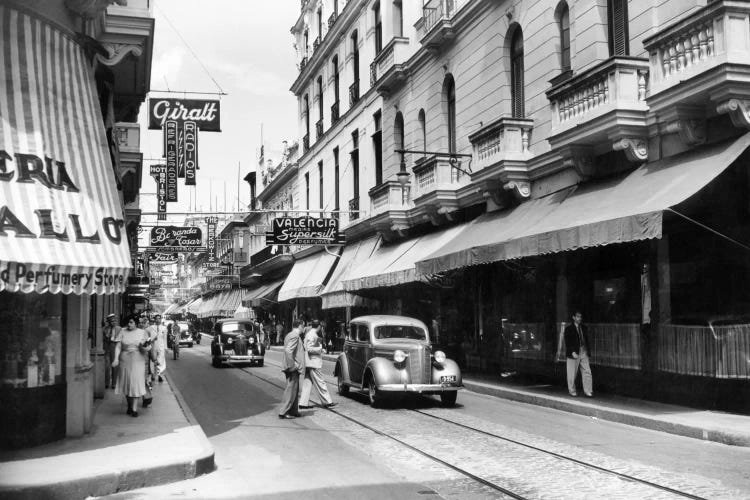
[278,319,305,419]
[564,310,593,397]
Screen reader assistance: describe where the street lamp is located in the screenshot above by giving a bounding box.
[394,149,473,185]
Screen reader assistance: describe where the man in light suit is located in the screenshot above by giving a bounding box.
[564,310,593,397]
[278,319,305,419]
[299,320,336,409]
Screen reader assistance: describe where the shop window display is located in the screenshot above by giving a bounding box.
[0,292,64,389]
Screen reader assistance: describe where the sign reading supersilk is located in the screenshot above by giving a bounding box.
[266,217,345,246]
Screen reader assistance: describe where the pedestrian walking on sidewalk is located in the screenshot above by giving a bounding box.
[140,314,155,408]
[149,314,168,383]
[112,314,152,417]
[564,310,593,397]
[278,319,305,419]
[102,314,120,389]
[299,320,336,409]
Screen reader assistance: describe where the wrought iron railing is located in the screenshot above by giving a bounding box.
[349,80,359,106]
[331,100,340,123]
[315,119,324,140]
[348,197,359,220]
[303,133,309,152]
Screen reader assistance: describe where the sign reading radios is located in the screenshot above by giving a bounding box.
[149,226,202,247]
[184,121,198,185]
[148,98,221,132]
[266,217,345,246]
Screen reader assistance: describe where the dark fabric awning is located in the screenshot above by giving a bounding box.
[417,132,750,275]
[242,278,285,308]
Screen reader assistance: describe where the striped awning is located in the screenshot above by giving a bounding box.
[0,6,132,295]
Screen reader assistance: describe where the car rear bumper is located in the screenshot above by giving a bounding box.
[378,383,462,393]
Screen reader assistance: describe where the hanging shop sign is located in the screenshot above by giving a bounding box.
[206,216,218,263]
[149,226,202,248]
[142,246,206,253]
[266,217,345,246]
[184,121,198,184]
[148,98,221,132]
[177,122,185,178]
[164,120,178,201]
[0,8,132,295]
[150,165,167,220]
[208,277,233,290]
[148,252,179,264]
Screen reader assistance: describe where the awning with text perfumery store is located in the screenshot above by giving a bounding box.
[0,6,131,295]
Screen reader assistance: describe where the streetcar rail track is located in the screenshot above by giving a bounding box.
[233,356,707,500]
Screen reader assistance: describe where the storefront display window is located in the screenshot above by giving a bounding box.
[0,292,65,389]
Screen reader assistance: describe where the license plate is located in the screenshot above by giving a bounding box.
[440,375,456,383]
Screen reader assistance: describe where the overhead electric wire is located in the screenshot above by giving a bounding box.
[154,3,226,96]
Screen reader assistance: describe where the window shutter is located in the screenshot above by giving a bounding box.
[511,54,524,118]
[609,0,629,56]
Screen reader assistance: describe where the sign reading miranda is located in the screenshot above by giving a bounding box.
[266,217,345,246]
[149,226,203,248]
[148,98,221,132]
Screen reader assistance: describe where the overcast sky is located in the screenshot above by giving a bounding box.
[137,0,299,224]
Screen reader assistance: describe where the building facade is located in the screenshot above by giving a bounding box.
[0,0,154,448]
[289,0,750,411]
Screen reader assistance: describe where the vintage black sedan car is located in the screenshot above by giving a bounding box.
[211,319,265,368]
[335,315,462,407]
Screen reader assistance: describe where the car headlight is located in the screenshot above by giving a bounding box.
[393,350,407,363]
[227,337,233,345]
[433,350,446,364]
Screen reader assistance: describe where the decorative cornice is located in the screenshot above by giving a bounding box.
[95,41,143,66]
[716,99,750,129]
[612,137,648,162]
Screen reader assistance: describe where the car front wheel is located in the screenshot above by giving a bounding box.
[337,374,349,395]
[211,357,221,368]
[440,391,457,407]
[367,378,381,407]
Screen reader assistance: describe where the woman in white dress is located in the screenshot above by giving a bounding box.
[112,314,151,417]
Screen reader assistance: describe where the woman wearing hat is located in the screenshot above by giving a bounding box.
[112,314,152,417]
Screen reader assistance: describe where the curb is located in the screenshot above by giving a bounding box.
[462,380,750,447]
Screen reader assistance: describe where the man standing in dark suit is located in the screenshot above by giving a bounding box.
[564,310,593,397]
[278,319,305,419]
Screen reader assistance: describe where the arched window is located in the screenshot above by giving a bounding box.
[510,28,525,118]
[317,75,324,122]
[332,55,340,103]
[418,109,426,153]
[607,0,629,56]
[557,2,571,72]
[394,112,405,153]
[442,75,456,153]
[351,30,359,86]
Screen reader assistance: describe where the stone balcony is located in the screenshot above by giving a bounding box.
[370,37,410,95]
[644,0,750,133]
[419,0,464,51]
[410,154,470,220]
[467,117,534,205]
[547,56,650,163]
[367,180,412,238]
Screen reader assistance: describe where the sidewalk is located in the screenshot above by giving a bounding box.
[0,375,215,500]
[317,349,750,447]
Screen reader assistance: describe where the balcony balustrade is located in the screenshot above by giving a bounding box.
[303,133,310,153]
[349,80,360,106]
[546,57,650,162]
[369,37,410,95]
[115,122,140,152]
[331,100,340,123]
[299,56,308,72]
[411,153,470,202]
[644,0,750,130]
[419,0,463,50]
[315,118,324,140]
[348,197,360,221]
[469,117,534,173]
[368,180,410,217]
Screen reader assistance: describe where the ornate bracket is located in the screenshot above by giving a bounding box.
[664,119,706,146]
[560,146,595,180]
[503,180,531,201]
[716,99,750,129]
[612,137,648,162]
[95,42,143,67]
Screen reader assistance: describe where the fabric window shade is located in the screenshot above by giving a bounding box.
[609,0,629,56]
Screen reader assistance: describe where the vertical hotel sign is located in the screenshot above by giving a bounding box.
[150,165,167,220]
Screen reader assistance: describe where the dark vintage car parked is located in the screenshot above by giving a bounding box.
[211,319,265,368]
[334,315,462,407]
